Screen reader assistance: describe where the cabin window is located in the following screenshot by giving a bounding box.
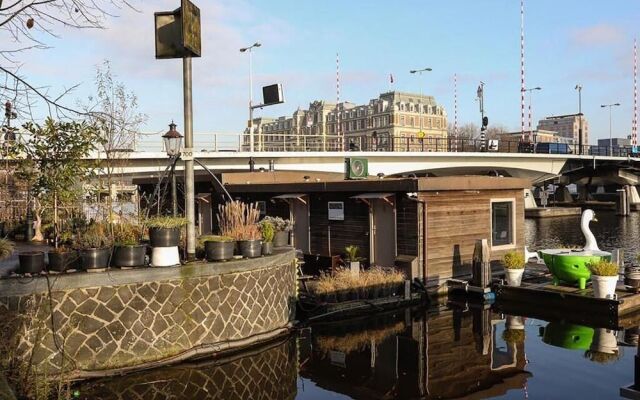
[491,200,514,247]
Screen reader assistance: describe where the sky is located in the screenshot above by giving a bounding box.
[16,0,640,145]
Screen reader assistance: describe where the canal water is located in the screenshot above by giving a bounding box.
[76,212,640,399]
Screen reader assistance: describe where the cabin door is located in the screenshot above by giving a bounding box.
[290,198,310,253]
[371,197,396,267]
[197,194,212,235]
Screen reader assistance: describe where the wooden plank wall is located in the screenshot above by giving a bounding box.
[421,189,525,283]
[308,193,371,258]
[396,197,419,257]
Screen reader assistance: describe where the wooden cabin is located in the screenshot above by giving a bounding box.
[206,172,528,288]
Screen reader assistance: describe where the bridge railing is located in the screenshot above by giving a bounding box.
[130,132,639,157]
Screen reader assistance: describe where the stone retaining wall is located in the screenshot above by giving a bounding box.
[0,250,296,384]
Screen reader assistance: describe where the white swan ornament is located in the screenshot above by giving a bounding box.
[581,209,599,252]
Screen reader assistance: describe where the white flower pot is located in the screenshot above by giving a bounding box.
[506,315,525,330]
[505,268,524,286]
[151,246,180,267]
[591,274,618,299]
[590,328,619,354]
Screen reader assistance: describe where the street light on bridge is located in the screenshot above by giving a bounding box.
[410,67,432,148]
[601,102,621,156]
[522,86,542,137]
[240,42,262,152]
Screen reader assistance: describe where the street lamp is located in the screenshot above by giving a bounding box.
[522,86,542,137]
[240,42,262,152]
[410,67,432,149]
[162,122,183,216]
[575,84,583,154]
[601,102,621,156]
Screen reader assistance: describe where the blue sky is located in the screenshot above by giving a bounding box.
[19,0,640,144]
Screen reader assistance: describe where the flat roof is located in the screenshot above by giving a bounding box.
[221,172,530,193]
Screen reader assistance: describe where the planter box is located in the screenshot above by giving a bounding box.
[149,227,180,247]
[79,247,112,271]
[204,241,235,262]
[47,251,78,272]
[112,245,147,268]
[238,240,262,258]
[18,251,45,274]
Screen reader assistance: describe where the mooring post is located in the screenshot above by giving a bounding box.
[617,188,630,216]
[472,239,491,289]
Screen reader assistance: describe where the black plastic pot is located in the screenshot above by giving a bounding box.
[262,241,273,255]
[112,245,147,268]
[47,251,78,272]
[204,241,235,262]
[18,251,45,274]
[273,231,289,247]
[238,240,262,258]
[149,227,180,247]
[79,247,112,271]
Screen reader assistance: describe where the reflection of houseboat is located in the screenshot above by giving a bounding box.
[194,172,527,290]
[299,307,530,399]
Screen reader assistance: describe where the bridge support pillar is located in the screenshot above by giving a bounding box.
[555,185,574,203]
[577,185,591,202]
[617,186,630,216]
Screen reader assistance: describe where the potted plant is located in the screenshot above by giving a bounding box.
[146,216,187,267]
[76,223,113,272]
[588,260,619,299]
[502,328,526,345]
[260,219,275,255]
[264,216,291,247]
[503,250,525,287]
[202,235,235,262]
[344,245,362,276]
[112,222,146,268]
[47,230,78,273]
[218,201,262,258]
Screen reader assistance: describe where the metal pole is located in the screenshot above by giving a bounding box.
[609,105,613,156]
[577,85,583,154]
[171,158,178,217]
[249,48,254,153]
[183,57,196,261]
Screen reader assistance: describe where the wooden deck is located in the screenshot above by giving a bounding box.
[493,262,640,330]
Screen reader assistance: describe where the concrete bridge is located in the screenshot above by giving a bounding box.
[94,149,640,186]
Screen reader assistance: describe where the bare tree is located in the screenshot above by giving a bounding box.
[1,0,137,119]
[486,123,510,140]
[447,122,480,140]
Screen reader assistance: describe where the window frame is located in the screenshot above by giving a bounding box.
[489,198,516,250]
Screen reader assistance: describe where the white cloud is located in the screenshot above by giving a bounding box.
[570,23,625,47]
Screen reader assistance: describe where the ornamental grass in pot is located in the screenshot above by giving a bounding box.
[47,230,79,273]
[147,216,188,247]
[218,201,262,258]
[200,235,235,262]
[76,223,113,271]
[588,260,619,299]
[503,250,525,287]
[112,223,146,268]
[259,219,275,255]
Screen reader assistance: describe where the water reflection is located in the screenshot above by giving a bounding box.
[525,211,640,263]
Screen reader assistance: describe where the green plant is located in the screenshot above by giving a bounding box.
[502,329,526,344]
[146,216,189,229]
[262,216,292,232]
[313,267,405,296]
[113,223,142,246]
[587,260,619,276]
[75,223,113,249]
[503,250,525,270]
[344,245,361,262]
[259,220,275,243]
[0,238,15,260]
[584,350,620,364]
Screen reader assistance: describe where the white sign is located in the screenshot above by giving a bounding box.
[328,201,344,221]
[181,147,194,161]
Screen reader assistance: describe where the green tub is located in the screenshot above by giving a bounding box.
[538,249,612,290]
[541,322,595,350]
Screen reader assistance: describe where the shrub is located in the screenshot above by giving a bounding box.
[502,329,525,344]
[313,267,405,296]
[503,251,525,270]
[259,220,275,243]
[113,223,143,246]
[0,238,15,260]
[146,216,189,229]
[587,260,619,276]
[75,223,113,249]
[344,245,361,262]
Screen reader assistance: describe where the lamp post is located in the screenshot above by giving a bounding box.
[162,122,183,216]
[575,84,583,154]
[410,67,432,149]
[240,42,261,152]
[601,102,621,156]
[523,86,541,137]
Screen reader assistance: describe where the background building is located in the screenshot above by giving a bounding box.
[537,114,589,146]
[498,129,575,150]
[597,137,631,148]
[243,91,447,151]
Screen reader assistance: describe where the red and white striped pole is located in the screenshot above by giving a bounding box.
[633,38,638,152]
[454,73,458,152]
[520,0,526,142]
[336,52,340,104]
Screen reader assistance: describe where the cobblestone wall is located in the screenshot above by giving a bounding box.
[0,251,296,381]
